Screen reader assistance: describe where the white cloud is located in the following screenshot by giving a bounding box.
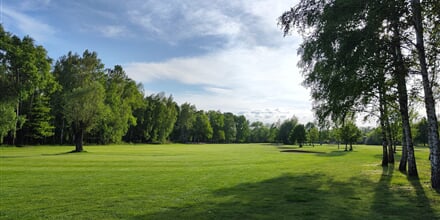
[124,44,313,124]
[97,25,130,38]
[124,0,299,47]
[2,6,55,43]
[122,0,310,124]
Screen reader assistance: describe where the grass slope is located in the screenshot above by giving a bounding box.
[0,144,439,219]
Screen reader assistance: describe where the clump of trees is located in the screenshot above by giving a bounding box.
[279,0,440,189]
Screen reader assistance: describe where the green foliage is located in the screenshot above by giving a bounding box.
[223,113,237,143]
[0,24,57,145]
[208,111,225,143]
[307,127,319,146]
[96,65,144,144]
[248,121,271,143]
[193,111,213,142]
[0,103,16,142]
[340,121,362,151]
[365,127,382,146]
[234,115,250,143]
[24,95,55,141]
[172,103,197,143]
[278,117,298,144]
[290,124,306,147]
[136,93,178,143]
[64,81,106,133]
[414,117,429,147]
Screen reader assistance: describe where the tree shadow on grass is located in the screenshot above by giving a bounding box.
[41,150,88,156]
[316,150,351,157]
[132,173,433,219]
[370,165,438,219]
[133,170,438,220]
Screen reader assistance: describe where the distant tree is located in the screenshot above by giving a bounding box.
[415,117,428,147]
[278,117,298,144]
[173,103,197,143]
[290,124,306,147]
[249,121,270,143]
[223,113,237,143]
[208,111,225,143]
[96,65,144,144]
[307,127,319,147]
[340,121,361,151]
[268,123,280,143]
[365,127,382,145]
[141,93,178,143]
[235,115,250,143]
[193,111,213,142]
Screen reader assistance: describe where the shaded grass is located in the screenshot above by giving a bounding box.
[0,144,439,219]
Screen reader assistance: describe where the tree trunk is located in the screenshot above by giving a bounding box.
[399,128,408,172]
[392,17,418,177]
[379,94,388,166]
[382,139,389,167]
[411,0,440,189]
[396,61,418,177]
[74,127,84,152]
[386,118,394,163]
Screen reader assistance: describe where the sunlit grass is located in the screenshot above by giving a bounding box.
[0,144,439,219]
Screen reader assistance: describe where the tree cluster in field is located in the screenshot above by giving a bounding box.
[279,0,440,189]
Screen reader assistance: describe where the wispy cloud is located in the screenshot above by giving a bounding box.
[97,25,130,38]
[124,1,298,47]
[122,0,309,123]
[2,6,55,43]
[124,44,312,124]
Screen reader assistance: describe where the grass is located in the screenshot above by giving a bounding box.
[0,144,439,219]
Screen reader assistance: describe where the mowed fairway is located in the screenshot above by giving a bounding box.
[1,144,439,219]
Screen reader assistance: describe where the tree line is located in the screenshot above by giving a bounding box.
[0,25,342,150]
[0,23,434,150]
[279,0,440,189]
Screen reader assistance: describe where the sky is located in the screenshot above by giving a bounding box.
[1,0,317,124]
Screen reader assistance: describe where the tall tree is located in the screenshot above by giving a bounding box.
[249,121,270,143]
[278,117,298,145]
[0,25,57,145]
[193,111,213,143]
[234,115,250,143]
[290,124,306,147]
[223,112,237,143]
[64,82,106,152]
[410,0,440,189]
[208,111,225,143]
[173,103,197,143]
[53,50,107,151]
[95,65,144,144]
[340,121,361,151]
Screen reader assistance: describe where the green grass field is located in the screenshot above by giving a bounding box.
[1,144,439,219]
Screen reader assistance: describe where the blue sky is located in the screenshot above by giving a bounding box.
[2,0,316,124]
